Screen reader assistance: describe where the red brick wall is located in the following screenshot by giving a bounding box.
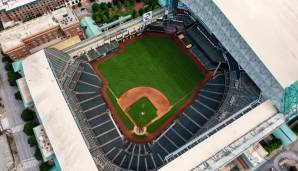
[62,23,85,40]
[5,21,83,60]
[1,0,66,22]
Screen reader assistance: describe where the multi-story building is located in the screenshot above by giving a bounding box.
[0,0,81,23]
[0,7,84,59]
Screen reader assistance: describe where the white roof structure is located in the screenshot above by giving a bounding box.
[33,125,54,160]
[23,50,98,171]
[16,77,32,103]
[214,0,298,88]
[0,7,78,52]
[52,7,79,29]
[0,0,37,11]
[159,100,277,171]
[0,15,58,52]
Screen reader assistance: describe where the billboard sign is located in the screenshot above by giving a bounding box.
[143,11,153,22]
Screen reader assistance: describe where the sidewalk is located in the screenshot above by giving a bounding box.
[0,53,39,171]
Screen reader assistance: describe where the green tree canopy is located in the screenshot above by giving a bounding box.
[40,162,53,171]
[7,71,21,86]
[107,2,112,8]
[92,3,101,12]
[27,136,37,147]
[99,2,108,11]
[21,108,35,122]
[4,63,13,71]
[14,91,22,100]
[34,148,43,161]
[138,8,144,16]
[132,9,137,18]
[23,121,37,136]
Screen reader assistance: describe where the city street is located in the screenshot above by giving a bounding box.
[257,140,298,171]
[0,53,39,171]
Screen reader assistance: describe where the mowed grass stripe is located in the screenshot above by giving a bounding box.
[106,89,134,130]
[99,36,204,104]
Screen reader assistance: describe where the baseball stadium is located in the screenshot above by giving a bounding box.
[13,0,298,171]
[92,32,209,142]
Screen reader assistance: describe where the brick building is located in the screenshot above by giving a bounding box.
[0,0,81,23]
[0,7,84,59]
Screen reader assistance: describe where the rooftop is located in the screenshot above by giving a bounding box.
[80,16,101,38]
[0,0,37,11]
[52,7,79,29]
[160,100,278,171]
[33,125,54,161]
[23,49,98,171]
[0,7,79,52]
[214,0,298,88]
[16,77,33,108]
[51,36,81,50]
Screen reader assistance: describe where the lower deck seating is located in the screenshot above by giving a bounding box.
[191,45,216,70]
[73,72,226,171]
[62,55,259,171]
[79,41,120,62]
[186,25,224,63]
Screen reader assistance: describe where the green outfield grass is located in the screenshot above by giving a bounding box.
[99,35,205,133]
[128,97,157,126]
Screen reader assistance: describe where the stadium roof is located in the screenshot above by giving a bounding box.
[214,0,298,89]
[160,100,277,171]
[22,50,98,171]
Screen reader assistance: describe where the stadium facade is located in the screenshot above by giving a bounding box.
[12,0,298,171]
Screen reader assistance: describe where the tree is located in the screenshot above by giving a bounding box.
[261,137,282,154]
[21,108,35,122]
[92,3,101,12]
[23,121,37,136]
[34,148,43,161]
[136,0,141,2]
[112,0,118,5]
[131,0,136,5]
[144,6,151,12]
[14,91,22,100]
[124,0,130,7]
[116,0,122,8]
[40,162,52,171]
[7,71,21,86]
[4,63,13,71]
[1,53,12,63]
[132,9,137,18]
[93,12,103,23]
[107,2,112,8]
[138,8,144,16]
[27,136,37,147]
[109,12,120,21]
[99,2,108,11]
[102,15,109,23]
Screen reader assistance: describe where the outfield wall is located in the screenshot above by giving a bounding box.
[63,8,166,57]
